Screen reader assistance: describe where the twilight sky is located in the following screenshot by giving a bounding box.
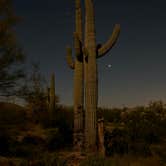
[14,0,166,107]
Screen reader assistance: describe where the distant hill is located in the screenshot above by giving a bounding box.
[0,102,28,127]
[0,102,26,112]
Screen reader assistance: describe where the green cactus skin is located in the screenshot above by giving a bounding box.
[66,0,84,151]
[49,73,55,115]
[84,0,120,152]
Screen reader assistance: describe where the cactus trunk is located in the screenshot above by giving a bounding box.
[66,0,84,151]
[73,60,84,150]
[73,0,84,151]
[84,0,97,151]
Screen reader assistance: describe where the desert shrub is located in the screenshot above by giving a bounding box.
[97,108,122,123]
[0,130,11,156]
[80,155,114,166]
[125,110,162,143]
[150,144,166,164]
[128,141,151,156]
[10,142,42,159]
[105,129,128,156]
[45,128,64,151]
[9,135,45,159]
[48,107,73,147]
[32,110,50,128]
[0,104,27,128]
[31,109,50,126]
[22,135,45,145]
[29,105,73,149]
[9,158,29,166]
[104,108,159,156]
[35,152,65,166]
[0,157,29,166]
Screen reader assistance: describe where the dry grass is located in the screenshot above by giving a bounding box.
[79,154,165,166]
[108,155,164,166]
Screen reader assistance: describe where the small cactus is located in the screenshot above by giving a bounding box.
[46,87,50,109]
[49,73,55,115]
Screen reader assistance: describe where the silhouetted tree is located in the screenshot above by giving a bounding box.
[0,0,24,97]
[20,63,48,112]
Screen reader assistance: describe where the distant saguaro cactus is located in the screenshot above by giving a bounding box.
[84,0,120,152]
[49,73,55,115]
[66,0,84,151]
[46,87,50,109]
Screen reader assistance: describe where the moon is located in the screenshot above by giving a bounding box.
[107,64,112,68]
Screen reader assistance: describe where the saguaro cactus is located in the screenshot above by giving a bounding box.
[66,0,84,151]
[67,0,120,153]
[46,87,50,109]
[84,0,120,151]
[49,73,55,115]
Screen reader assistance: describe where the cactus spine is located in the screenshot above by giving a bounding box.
[66,0,84,151]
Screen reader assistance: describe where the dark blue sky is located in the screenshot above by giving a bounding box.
[14,0,166,107]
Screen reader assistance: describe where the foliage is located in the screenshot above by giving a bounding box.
[0,100,166,164]
[98,107,121,123]
[35,152,65,166]
[45,106,73,148]
[0,102,26,127]
[46,128,64,151]
[19,63,48,112]
[104,101,166,158]
[0,102,27,157]
[80,155,114,166]
[105,129,128,156]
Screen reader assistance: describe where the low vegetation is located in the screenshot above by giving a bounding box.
[0,101,166,165]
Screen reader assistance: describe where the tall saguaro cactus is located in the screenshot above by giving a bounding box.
[67,0,120,153]
[66,0,84,151]
[84,0,120,151]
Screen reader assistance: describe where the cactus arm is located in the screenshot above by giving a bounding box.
[74,32,81,58]
[97,24,120,58]
[66,46,75,69]
[75,0,83,41]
